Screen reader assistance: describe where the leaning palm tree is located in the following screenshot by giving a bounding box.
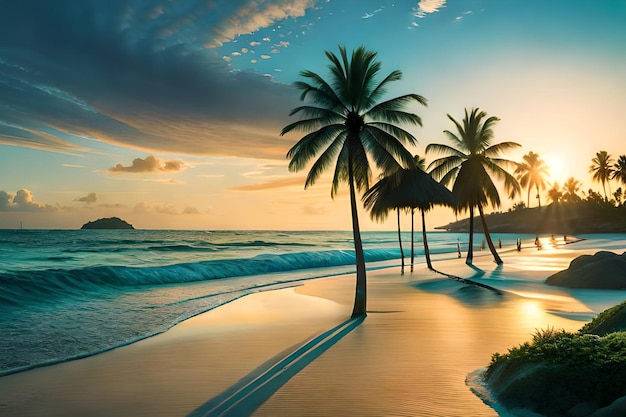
[562,177,582,203]
[589,151,614,200]
[362,155,456,271]
[281,46,426,317]
[426,108,520,265]
[612,155,626,187]
[546,182,562,204]
[514,151,549,208]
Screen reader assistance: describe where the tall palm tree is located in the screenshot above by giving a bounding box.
[612,155,626,187]
[589,150,614,200]
[362,155,456,271]
[514,151,549,207]
[281,46,426,317]
[562,177,582,203]
[426,108,520,265]
[546,182,562,204]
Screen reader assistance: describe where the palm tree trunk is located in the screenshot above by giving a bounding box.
[536,185,541,207]
[478,205,503,264]
[397,209,404,275]
[421,209,433,270]
[527,188,531,208]
[410,208,415,272]
[466,206,474,265]
[348,166,367,318]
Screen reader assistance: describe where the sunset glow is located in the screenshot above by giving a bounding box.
[546,155,568,185]
[0,1,625,229]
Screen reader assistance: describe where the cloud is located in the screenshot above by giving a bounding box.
[228,176,305,191]
[76,192,97,203]
[182,206,200,214]
[413,0,446,18]
[207,0,317,48]
[0,189,55,212]
[0,1,302,160]
[133,201,196,215]
[109,155,186,173]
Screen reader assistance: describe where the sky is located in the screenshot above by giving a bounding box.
[1,0,625,230]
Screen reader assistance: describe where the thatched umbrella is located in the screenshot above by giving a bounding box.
[363,164,457,271]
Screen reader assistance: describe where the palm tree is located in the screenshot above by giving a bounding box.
[514,151,549,207]
[362,155,456,271]
[612,155,626,187]
[426,108,520,265]
[281,46,426,317]
[562,177,582,203]
[546,182,562,204]
[589,151,614,200]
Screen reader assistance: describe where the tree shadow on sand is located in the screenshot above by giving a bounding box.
[408,264,509,307]
[187,316,365,417]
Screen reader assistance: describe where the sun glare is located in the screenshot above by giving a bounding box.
[546,155,567,184]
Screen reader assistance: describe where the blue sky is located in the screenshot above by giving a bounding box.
[1,0,625,229]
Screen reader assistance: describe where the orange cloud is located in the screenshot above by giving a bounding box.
[228,176,305,191]
[109,155,187,173]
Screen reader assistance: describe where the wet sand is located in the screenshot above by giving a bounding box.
[2,237,625,417]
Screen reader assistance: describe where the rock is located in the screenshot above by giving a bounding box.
[81,217,134,230]
[546,251,626,289]
[588,395,626,417]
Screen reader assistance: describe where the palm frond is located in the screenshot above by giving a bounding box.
[366,122,418,147]
[366,69,403,108]
[483,141,521,157]
[425,143,465,158]
[304,132,346,188]
[331,144,349,198]
[286,124,345,171]
[360,127,408,174]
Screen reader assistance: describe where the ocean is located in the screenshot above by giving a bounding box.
[1,228,520,377]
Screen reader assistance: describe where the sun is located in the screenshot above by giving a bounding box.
[545,155,568,185]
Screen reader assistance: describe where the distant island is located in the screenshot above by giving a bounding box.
[436,202,626,234]
[81,217,135,230]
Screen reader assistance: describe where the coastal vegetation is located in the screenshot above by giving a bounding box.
[486,301,626,416]
[362,154,456,272]
[426,108,521,265]
[281,45,426,317]
[514,151,549,208]
[438,188,626,233]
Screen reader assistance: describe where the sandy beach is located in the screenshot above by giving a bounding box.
[1,236,625,417]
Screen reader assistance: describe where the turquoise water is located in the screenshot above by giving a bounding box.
[2,229,523,376]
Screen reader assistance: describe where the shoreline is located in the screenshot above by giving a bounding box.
[2,236,626,416]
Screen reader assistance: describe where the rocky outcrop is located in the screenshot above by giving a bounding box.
[81,217,135,230]
[546,251,626,289]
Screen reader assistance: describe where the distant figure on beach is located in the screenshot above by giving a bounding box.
[481,239,486,250]
[516,238,521,251]
[498,238,502,249]
[535,235,542,249]
[457,239,462,258]
[550,235,557,245]
[564,235,567,241]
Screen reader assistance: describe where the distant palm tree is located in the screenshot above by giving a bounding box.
[362,155,456,271]
[562,177,582,203]
[589,151,614,200]
[546,182,562,204]
[514,151,549,207]
[281,46,426,317]
[426,108,520,265]
[612,155,626,186]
